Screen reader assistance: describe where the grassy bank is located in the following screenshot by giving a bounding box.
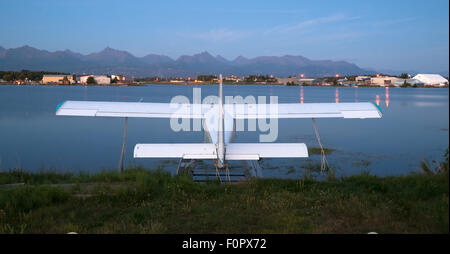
[0,166,448,234]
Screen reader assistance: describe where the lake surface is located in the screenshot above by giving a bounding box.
[0,84,448,178]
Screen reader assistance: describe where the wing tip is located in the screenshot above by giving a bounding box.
[371,102,383,118]
[56,100,67,115]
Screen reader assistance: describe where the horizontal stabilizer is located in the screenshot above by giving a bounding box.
[134,143,309,160]
[134,144,217,159]
[225,143,308,160]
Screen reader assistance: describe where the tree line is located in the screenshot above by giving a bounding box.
[0,70,71,82]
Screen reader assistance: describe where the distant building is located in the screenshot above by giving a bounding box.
[14,80,27,85]
[169,80,185,83]
[277,77,299,85]
[370,76,400,86]
[337,78,349,85]
[298,78,318,85]
[80,75,110,85]
[29,80,41,85]
[412,74,448,87]
[223,75,240,82]
[111,74,133,83]
[355,76,371,83]
[42,74,74,84]
[393,78,424,87]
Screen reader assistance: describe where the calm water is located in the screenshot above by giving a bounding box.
[0,84,448,178]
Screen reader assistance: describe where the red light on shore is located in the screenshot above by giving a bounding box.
[335,87,339,103]
[335,74,340,78]
[300,74,304,78]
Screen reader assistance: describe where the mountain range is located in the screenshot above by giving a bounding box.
[0,45,374,77]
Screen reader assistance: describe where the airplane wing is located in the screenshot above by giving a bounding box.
[57,101,381,119]
[56,100,215,118]
[225,102,382,119]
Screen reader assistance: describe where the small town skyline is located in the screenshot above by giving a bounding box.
[2,69,448,88]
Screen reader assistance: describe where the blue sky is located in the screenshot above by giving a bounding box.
[0,0,448,73]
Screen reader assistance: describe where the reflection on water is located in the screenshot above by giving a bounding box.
[414,102,448,107]
[335,87,339,103]
[300,86,304,104]
[297,86,387,106]
[385,87,390,107]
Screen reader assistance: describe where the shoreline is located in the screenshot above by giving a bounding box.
[0,82,448,88]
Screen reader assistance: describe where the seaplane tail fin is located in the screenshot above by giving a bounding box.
[225,143,309,160]
[134,144,217,159]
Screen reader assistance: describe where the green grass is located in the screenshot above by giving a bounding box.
[0,166,448,234]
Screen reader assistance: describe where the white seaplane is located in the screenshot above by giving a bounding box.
[56,75,382,179]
